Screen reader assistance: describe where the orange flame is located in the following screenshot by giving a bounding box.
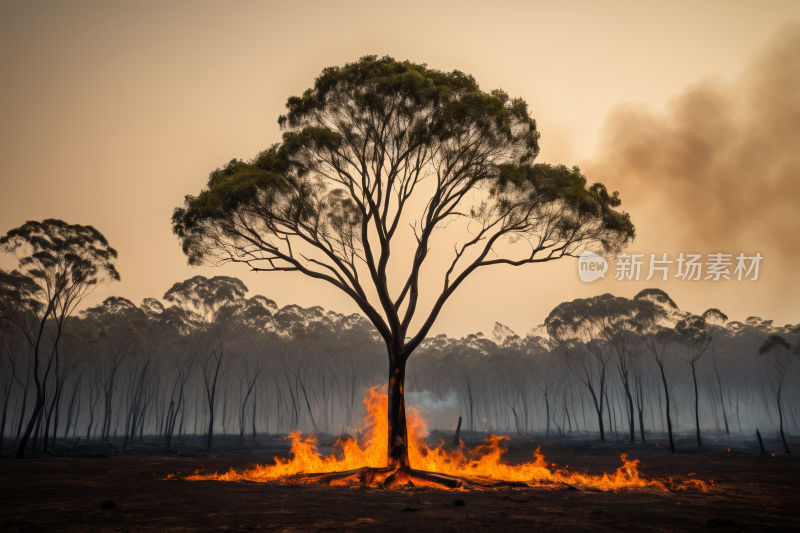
[187,386,707,492]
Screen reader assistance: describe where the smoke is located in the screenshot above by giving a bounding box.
[584,23,800,312]
[406,390,461,423]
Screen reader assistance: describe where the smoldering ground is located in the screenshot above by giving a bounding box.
[1,435,798,532]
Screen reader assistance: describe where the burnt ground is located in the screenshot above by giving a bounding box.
[1,433,798,532]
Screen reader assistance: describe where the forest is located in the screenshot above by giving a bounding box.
[2,269,797,459]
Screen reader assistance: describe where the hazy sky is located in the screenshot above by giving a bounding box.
[2,1,799,338]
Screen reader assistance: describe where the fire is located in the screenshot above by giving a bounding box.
[187,387,707,492]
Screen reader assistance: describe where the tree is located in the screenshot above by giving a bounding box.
[234,296,276,444]
[634,288,680,453]
[546,294,619,441]
[79,297,147,445]
[0,319,30,454]
[163,276,259,449]
[172,56,635,475]
[757,334,797,454]
[0,219,119,458]
[0,322,15,455]
[537,368,561,439]
[604,296,646,443]
[675,308,727,447]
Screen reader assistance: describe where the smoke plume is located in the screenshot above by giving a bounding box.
[585,22,800,319]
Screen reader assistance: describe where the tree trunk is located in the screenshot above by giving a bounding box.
[206,399,214,450]
[63,382,79,440]
[164,401,175,449]
[607,389,617,439]
[638,407,646,443]
[711,342,730,435]
[178,403,186,443]
[43,387,60,453]
[221,388,227,435]
[624,382,635,443]
[692,365,702,446]
[252,390,257,442]
[658,368,675,453]
[593,388,605,441]
[15,386,43,458]
[31,403,44,454]
[51,378,64,451]
[15,385,28,442]
[86,408,94,444]
[387,355,410,469]
[238,402,246,445]
[596,407,605,440]
[452,416,462,446]
[544,392,551,439]
[778,397,791,454]
[0,384,11,455]
[467,379,474,432]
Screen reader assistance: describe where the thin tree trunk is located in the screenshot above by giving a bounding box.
[692,365,702,446]
[544,391,551,438]
[252,387,257,442]
[206,405,214,449]
[15,384,28,442]
[623,381,635,443]
[0,382,11,455]
[711,343,730,435]
[778,396,791,454]
[31,402,44,453]
[658,366,675,453]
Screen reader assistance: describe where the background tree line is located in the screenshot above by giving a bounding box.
[3,258,798,457]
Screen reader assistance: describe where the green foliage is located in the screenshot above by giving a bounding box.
[490,164,635,254]
[0,219,119,286]
[633,288,678,311]
[80,296,148,344]
[163,275,249,317]
[545,293,618,340]
[675,315,710,344]
[758,334,792,356]
[702,308,728,324]
[276,55,530,144]
[141,297,165,320]
[0,268,43,318]
[0,219,120,333]
[172,56,550,266]
[172,56,636,356]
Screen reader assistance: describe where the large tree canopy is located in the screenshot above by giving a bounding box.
[0,219,120,328]
[173,56,634,355]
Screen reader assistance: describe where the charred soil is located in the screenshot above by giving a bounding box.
[1,436,798,532]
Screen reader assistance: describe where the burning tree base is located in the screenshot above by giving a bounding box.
[296,467,576,490]
[186,387,709,493]
[296,466,467,490]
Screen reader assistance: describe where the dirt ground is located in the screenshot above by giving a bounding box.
[1,434,798,532]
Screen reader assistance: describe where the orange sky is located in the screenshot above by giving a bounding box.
[1,1,799,338]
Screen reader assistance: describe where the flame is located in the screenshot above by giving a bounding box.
[187,386,707,492]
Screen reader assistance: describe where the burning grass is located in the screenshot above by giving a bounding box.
[185,387,708,492]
